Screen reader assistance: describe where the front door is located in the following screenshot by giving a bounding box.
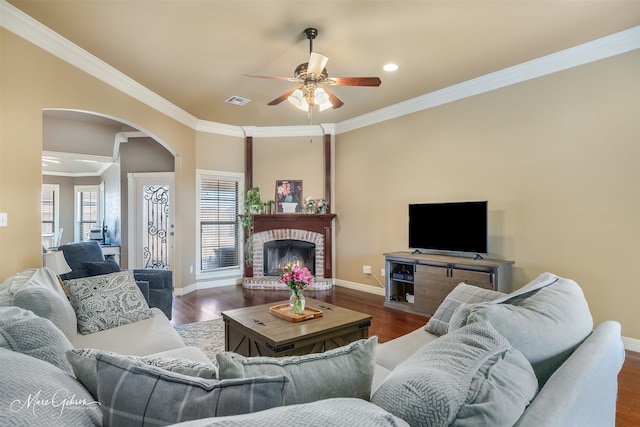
[128,172,174,270]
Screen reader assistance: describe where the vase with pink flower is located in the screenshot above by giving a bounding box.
[279,263,315,314]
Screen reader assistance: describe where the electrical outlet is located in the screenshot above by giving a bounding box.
[189,265,193,273]
[381,268,385,276]
[363,265,372,274]
[0,213,7,227]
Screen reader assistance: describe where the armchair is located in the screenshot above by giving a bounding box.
[57,241,173,319]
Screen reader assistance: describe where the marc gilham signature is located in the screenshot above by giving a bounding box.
[10,389,100,418]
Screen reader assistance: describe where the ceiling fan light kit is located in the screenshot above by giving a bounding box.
[248,27,381,115]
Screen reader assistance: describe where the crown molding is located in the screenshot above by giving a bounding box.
[336,25,640,134]
[2,1,639,138]
[0,0,199,129]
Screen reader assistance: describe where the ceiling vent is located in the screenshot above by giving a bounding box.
[225,95,251,106]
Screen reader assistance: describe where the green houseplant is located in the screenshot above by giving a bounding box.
[240,187,263,268]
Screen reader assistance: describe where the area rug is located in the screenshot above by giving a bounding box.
[174,318,225,361]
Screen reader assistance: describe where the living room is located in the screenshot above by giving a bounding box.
[1,1,640,424]
[2,0,639,348]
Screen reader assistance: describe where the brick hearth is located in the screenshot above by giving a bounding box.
[242,214,336,290]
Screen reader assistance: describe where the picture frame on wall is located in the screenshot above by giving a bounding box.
[276,180,303,213]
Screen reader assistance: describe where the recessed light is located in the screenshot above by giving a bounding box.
[383,63,398,72]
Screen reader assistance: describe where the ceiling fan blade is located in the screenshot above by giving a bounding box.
[328,77,382,87]
[245,74,297,82]
[322,87,344,109]
[268,88,298,106]
[307,52,329,77]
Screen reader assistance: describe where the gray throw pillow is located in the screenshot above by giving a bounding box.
[425,282,504,336]
[96,353,288,426]
[371,321,538,427]
[67,347,217,398]
[161,398,410,427]
[0,348,101,426]
[0,306,74,375]
[448,273,593,385]
[0,268,77,340]
[64,270,154,335]
[217,336,377,405]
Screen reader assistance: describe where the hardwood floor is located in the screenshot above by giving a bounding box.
[172,285,640,427]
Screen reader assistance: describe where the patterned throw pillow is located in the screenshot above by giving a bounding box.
[1,348,102,426]
[0,306,75,375]
[67,348,217,398]
[217,337,377,405]
[425,282,505,336]
[64,270,154,335]
[372,321,538,427]
[96,353,288,426]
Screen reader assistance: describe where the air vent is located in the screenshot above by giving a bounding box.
[225,95,251,106]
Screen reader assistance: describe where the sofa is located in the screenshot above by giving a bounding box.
[0,268,625,426]
[57,241,174,319]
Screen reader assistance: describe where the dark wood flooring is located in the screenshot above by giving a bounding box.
[172,285,640,427]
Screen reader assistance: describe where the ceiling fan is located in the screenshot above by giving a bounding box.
[247,28,381,113]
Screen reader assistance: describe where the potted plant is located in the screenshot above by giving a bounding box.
[239,187,263,269]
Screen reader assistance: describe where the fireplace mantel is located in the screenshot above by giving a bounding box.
[253,214,336,234]
[250,214,336,279]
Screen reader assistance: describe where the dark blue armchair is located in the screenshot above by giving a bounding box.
[58,241,173,319]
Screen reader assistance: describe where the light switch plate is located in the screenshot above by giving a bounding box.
[0,213,7,227]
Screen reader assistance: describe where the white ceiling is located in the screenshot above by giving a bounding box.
[8,0,640,128]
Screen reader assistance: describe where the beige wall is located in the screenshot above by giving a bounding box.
[3,25,640,341]
[0,29,196,288]
[335,50,640,339]
[253,136,326,206]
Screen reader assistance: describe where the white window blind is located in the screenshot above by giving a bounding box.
[41,184,57,249]
[199,176,240,272]
[76,186,99,241]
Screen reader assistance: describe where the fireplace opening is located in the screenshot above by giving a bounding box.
[263,239,316,276]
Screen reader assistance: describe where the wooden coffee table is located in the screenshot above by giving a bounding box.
[221,298,373,357]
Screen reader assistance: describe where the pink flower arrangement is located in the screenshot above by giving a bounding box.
[279,263,315,291]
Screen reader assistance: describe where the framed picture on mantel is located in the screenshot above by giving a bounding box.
[276,180,302,213]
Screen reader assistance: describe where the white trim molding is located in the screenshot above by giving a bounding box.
[622,336,640,353]
[334,279,386,296]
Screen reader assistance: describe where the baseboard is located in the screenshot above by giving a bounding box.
[174,277,242,296]
[334,279,386,296]
[622,336,640,353]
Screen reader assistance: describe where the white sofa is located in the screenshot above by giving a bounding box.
[0,267,210,363]
[0,269,626,427]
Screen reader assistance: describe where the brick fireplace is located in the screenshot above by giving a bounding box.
[243,214,336,290]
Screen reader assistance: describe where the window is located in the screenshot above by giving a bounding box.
[197,171,243,275]
[75,185,102,242]
[41,184,60,249]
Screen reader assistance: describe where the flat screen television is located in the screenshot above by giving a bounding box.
[408,201,488,255]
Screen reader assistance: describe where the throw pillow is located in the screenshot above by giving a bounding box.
[67,347,217,398]
[425,282,504,336]
[158,398,411,427]
[0,348,101,426]
[83,260,121,276]
[371,321,538,427]
[95,353,288,426]
[217,336,377,406]
[0,268,77,340]
[448,273,593,386]
[0,306,75,375]
[63,270,154,335]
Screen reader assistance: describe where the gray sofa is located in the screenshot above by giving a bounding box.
[0,269,625,426]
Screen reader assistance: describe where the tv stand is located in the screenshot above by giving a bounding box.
[411,249,423,255]
[473,253,484,260]
[384,252,514,317]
